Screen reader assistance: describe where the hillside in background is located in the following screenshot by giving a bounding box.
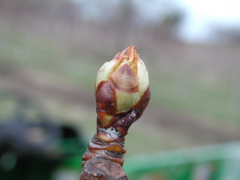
[1,0,240,155]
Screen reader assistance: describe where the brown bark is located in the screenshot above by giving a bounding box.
[80,156,128,180]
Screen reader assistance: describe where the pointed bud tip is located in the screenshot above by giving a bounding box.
[114,45,139,62]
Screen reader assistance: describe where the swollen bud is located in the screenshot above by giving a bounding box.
[95,46,150,127]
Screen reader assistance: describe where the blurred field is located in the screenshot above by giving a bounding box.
[0,0,240,159]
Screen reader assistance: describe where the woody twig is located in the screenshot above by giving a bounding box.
[80,46,151,180]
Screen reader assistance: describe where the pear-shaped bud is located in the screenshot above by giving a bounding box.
[95,46,150,127]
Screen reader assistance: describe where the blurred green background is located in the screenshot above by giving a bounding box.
[0,0,240,179]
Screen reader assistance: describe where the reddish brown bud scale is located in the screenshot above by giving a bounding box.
[132,86,151,116]
[110,64,139,92]
[95,81,117,126]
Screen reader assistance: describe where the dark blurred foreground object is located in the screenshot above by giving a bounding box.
[0,90,86,180]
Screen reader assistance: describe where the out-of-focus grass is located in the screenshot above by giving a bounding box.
[0,31,63,65]
[1,27,240,156]
[151,77,240,125]
[1,29,240,126]
[0,29,98,89]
